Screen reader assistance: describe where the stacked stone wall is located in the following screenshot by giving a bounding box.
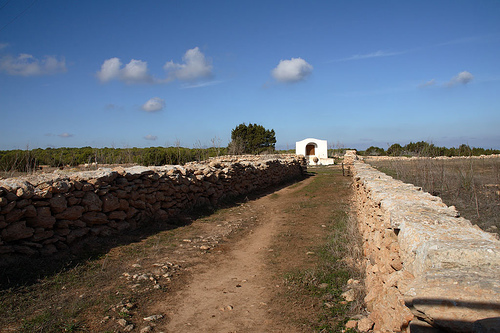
[0,155,304,261]
[364,153,500,161]
[351,156,500,332]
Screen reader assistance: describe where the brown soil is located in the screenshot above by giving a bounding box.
[0,166,360,333]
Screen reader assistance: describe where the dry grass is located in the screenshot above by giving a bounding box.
[366,156,500,234]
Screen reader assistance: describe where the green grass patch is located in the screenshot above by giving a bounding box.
[281,167,364,332]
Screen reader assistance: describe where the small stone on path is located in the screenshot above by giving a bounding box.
[143,314,163,321]
[345,320,357,329]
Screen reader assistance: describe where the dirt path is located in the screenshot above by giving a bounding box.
[161,181,302,333]
[145,166,359,332]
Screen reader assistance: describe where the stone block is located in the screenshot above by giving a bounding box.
[66,228,90,243]
[49,194,67,213]
[102,194,120,212]
[108,210,127,221]
[82,192,102,211]
[55,206,85,220]
[1,221,34,241]
[405,270,500,333]
[82,212,108,225]
[413,240,500,277]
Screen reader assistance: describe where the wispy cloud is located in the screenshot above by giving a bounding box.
[445,71,474,87]
[144,135,157,141]
[180,80,224,89]
[418,71,474,89]
[333,86,413,97]
[418,79,436,89]
[58,133,73,138]
[331,50,406,62]
[437,33,500,47]
[0,53,67,76]
[105,103,124,111]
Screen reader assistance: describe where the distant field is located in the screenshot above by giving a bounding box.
[365,156,500,234]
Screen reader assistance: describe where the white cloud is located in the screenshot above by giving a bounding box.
[96,58,154,83]
[96,57,122,82]
[164,47,213,81]
[58,133,73,138]
[96,58,153,83]
[122,59,152,83]
[0,43,8,50]
[418,79,436,88]
[97,47,213,85]
[0,53,66,76]
[144,135,158,141]
[271,57,313,83]
[142,97,165,112]
[446,71,474,87]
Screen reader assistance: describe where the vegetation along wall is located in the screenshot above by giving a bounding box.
[0,155,304,262]
[350,153,500,332]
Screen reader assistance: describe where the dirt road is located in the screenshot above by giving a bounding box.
[161,181,298,332]
[147,165,359,332]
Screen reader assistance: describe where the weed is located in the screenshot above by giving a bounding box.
[118,311,131,318]
[279,166,365,332]
[61,321,84,332]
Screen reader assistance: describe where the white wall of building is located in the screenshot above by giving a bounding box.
[295,138,334,165]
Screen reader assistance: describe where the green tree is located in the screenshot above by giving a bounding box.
[387,143,403,156]
[364,146,385,156]
[228,123,276,154]
[458,144,472,156]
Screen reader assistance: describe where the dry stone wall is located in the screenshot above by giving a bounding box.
[351,155,500,332]
[0,155,304,261]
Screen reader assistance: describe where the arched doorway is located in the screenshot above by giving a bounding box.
[306,143,316,156]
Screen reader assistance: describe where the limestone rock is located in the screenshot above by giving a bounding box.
[27,207,56,228]
[405,270,500,333]
[345,320,357,329]
[1,221,34,241]
[108,210,127,221]
[49,195,67,213]
[51,180,71,193]
[66,228,90,243]
[55,206,85,220]
[82,212,108,225]
[102,194,120,212]
[357,317,374,332]
[82,192,102,211]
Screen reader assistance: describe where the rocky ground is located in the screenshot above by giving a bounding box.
[0,165,365,332]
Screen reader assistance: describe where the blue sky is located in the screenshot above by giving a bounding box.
[1,0,499,151]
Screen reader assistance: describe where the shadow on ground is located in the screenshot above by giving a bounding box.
[0,174,312,290]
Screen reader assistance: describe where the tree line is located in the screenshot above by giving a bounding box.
[361,141,500,157]
[0,146,228,173]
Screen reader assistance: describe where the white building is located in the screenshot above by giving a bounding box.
[295,138,335,165]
